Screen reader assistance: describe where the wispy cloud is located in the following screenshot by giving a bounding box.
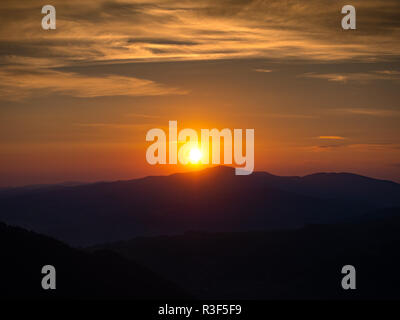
[0,68,187,100]
[1,0,400,99]
[254,69,272,73]
[310,144,346,151]
[302,70,400,83]
[318,136,347,140]
[308,143,400,152]
[1,0,400,69]
[375,70,400,75]
[336,108,400,117]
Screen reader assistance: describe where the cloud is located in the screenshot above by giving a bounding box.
[1,0,400,69]
[302,70,400,83]
[1,0,400,99]
[309,143,400,152]
[337,108,400,117]
[375,70,400,75]
[254,69,272,73]
[318,136,346,140]
[127,38,198,46]
[311,144,346,150]
[0,68,187,100]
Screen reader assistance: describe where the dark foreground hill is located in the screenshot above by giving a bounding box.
[93,208,400,300]
[0,166,399,246]
[0,222,188,299]
[2,208,400,300]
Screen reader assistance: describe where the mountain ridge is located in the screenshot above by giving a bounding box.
[1,165,398,192]
[0,166,399,246]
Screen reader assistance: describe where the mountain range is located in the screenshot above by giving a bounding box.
[1,166,400,299]
[0,166,399,246]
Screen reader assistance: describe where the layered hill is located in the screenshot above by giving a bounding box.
[0,166,399,246]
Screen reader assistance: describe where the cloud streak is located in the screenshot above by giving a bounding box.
[0,68,186,100]
[336,108,400,117]
[318,136,347,140]
[302,70,400,83]
[254,69,272,73]
[309,143,400,152]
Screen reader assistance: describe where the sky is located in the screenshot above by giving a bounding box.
[0,0,400,186]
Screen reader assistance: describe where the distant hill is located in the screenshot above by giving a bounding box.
[0,166,399,246]
[255,171,400,205]
[0,222,188,299]
[93,208,400,300]
[0,181,86,198]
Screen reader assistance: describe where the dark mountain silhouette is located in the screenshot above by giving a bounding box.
[0,181,86,198]
[0,222,189,299]
[256,171,400,206]
[0,166,399,246]
[93,207,400,300]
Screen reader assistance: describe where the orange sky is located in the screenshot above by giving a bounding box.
[0,0,400,186]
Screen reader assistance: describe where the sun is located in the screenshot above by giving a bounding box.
[188,147,202,164]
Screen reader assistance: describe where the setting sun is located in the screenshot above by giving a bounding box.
[188,147,202,164]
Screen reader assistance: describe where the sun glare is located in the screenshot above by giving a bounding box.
[189,147,202,164]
